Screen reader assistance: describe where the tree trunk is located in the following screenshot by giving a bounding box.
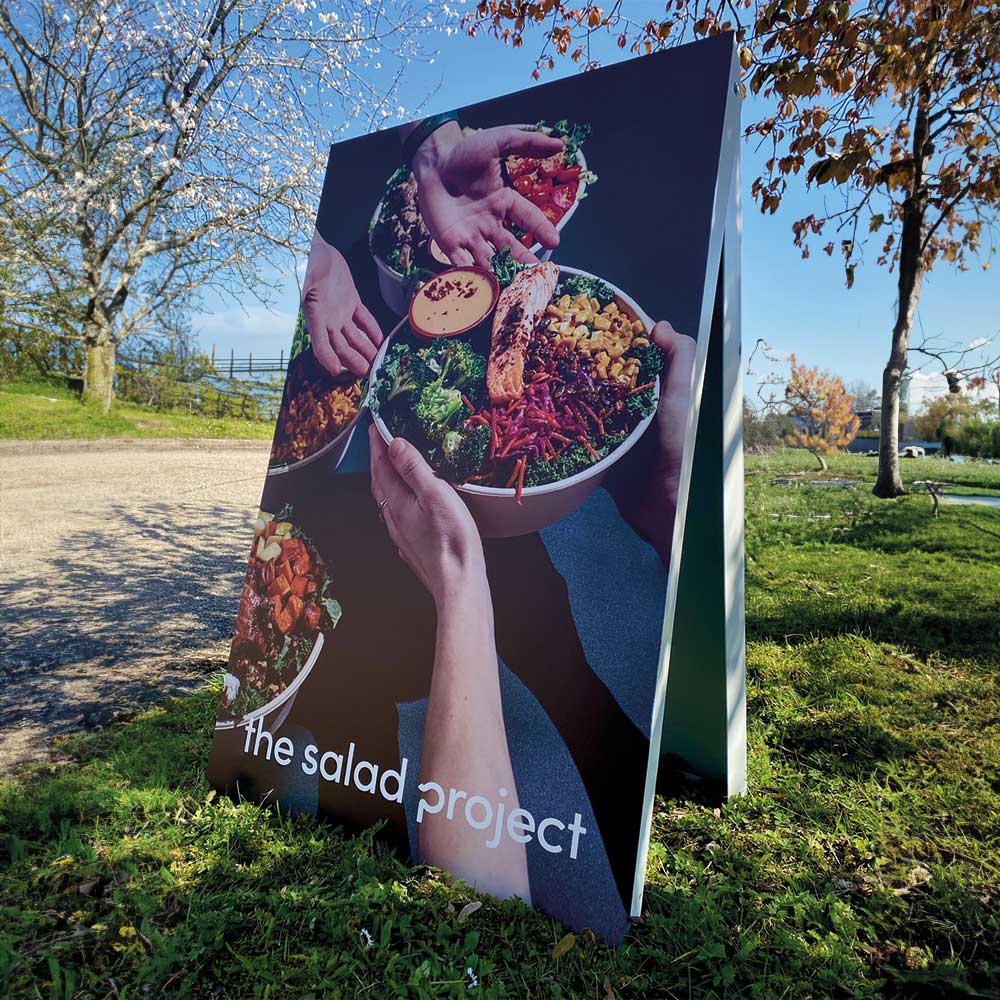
[83,335,116,413]
[874,99,930,500]
[812,449,828,471]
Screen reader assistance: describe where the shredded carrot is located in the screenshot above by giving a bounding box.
[579,437,602,460]
[515,457,526,504]
[627,381,656,396]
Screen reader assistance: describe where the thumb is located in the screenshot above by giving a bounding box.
[388,437,442,497]
[491,125,565,159]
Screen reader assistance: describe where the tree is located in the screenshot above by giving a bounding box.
[742,398,793,453]
[782,354,860,469]
[845,379,880,415]
[0,0,449,410]
[968,365,1000,417]
[909,390,980,440]
[465,1,1000,498]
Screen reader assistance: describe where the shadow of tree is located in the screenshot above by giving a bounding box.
[0,499,249,749]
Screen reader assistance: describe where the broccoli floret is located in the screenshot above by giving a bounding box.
[490,247,530,288]
[555,274,615,308]
[628,342,664,386]
[439,424,491,483]
[524,444,596,487]
[418,339,487,393]
[415,381,465,442]
[372,342,432,412]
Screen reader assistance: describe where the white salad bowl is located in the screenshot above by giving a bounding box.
[215,631,325,731]
[368,265,658,538]
[369,124,590,316]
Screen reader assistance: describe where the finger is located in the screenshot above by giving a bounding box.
[309,327,343,376]
[500,189,560,251]
[446,244,475,268]
[331,327,369,377]
[343,322,378,366]
[486,223,538,265]
[651,321,696,391]
[368,427,414,532]
[468,232,496,270]
[387,436,444,501]
[490,125,565,159]
[353,301,383,347]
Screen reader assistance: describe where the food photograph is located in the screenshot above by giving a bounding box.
[208,36,738,943]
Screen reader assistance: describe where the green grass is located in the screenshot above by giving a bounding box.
[0,380,274,440]
[2,451,999,998]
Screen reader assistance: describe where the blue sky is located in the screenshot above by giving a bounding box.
[191,17,998,410]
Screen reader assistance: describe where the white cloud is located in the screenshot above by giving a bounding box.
[193,304,297,357]
[967,336,991,350]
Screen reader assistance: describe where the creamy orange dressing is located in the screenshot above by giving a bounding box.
[410,268,498,337]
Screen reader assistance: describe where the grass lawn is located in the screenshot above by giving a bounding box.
[2,455,999,998]
[0,380,274,441]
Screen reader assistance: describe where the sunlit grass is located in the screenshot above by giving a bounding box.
[1,452,998,997]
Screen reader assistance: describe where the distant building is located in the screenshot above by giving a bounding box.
[854,409,877,431]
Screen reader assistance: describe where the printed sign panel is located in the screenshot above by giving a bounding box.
[208,34,740,943]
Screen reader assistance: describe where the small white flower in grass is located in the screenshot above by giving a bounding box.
[466,967,478,989]
[359,928,374,949]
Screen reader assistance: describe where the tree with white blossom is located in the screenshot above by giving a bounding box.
[0,0,455,410]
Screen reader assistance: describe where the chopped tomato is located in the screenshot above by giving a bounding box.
[555,165,582,184]
[550,184,576,212]
[528,186,552,208]
[506,154,538,179]
[512,174,533,196]
[541,204,562,224]
[520,231,534,247]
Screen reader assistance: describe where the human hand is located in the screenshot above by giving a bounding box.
[605,322,696,567]
[412,122,563,269]
[301,229,383,378]
[369,425,487,608]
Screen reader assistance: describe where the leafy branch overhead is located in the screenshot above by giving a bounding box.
[466,0,1000,284]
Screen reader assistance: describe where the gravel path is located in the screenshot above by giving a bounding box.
[0,439,271,776]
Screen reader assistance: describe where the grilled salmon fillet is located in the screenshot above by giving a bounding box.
[487,261,559,404]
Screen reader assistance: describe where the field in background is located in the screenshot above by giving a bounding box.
[1,455,998,998]
[0,381,275,441]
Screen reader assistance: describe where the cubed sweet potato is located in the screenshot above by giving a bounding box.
[302,602,321,631]
[289,576,309,598]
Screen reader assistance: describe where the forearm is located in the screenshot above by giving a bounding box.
[418,570,530,901]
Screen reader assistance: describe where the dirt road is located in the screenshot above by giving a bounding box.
[0,439,271,776]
